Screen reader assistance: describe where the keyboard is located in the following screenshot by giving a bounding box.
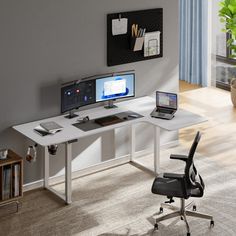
[94,115,124,126]
[156,108,174,114]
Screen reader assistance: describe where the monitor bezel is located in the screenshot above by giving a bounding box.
[95,72,135,103]
[156,91,178,110]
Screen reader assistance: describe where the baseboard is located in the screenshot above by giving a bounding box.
[23,139,179,192]
[23,179,44,192]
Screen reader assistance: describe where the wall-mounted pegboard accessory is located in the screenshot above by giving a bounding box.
[107,8,163,66]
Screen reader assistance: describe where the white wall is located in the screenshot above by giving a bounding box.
[0,0,179,184]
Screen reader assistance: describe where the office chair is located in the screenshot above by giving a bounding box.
[151,131,214,236]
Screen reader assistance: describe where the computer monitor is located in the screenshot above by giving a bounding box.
[61,80,96,118]
[95,73,135,108]
[61,72,135,118]
[156,91,177,110]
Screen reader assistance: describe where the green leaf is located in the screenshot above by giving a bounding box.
[229,45,236,51]
[227,38,234,46]
[229,4,236,14]
[230,0,236,6]
[219,1,225,7]
[219,0,236,58]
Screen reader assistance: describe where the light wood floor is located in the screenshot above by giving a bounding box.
[1,84,236,235]
[179,81,236,174]
[179,85,236,163]
[179,80,201,93]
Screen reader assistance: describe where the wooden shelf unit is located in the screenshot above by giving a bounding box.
[0,150,23,208]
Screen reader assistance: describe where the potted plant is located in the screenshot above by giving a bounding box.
[219,0,236,106]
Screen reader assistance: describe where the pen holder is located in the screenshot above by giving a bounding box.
[130,36,144,51]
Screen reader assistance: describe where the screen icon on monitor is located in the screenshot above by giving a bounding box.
[96,73,135,108]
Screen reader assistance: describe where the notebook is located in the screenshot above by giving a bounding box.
[39,121,63,133]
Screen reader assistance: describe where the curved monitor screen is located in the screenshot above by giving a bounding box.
[61,80,96,113]
[61,73,135,114]
[95,73,135,102]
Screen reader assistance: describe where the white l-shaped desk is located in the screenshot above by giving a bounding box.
[13,96,207,204]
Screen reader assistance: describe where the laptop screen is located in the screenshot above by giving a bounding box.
[156,91,177,109]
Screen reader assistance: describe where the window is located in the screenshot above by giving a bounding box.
[214,1,236,90]
[216,34,236,91]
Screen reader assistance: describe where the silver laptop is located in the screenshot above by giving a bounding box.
[150,91,177,120]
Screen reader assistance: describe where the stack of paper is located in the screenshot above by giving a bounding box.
[144,31,161,57]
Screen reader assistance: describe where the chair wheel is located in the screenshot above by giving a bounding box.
[210,220,214,227]
[154,223,158,230]
[193,205,196,211]
[187,233,191,236]
[180,216,184,220]
[160,207,163,213]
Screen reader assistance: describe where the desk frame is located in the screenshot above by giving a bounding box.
[13,96,206,205]
[42,123,160,204]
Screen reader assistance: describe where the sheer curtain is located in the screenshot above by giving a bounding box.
[179,0,208,86]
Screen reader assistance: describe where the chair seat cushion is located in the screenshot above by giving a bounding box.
[151,176,186,198]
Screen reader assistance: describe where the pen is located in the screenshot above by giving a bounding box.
[142,28,146,37]
[139,29,143,37]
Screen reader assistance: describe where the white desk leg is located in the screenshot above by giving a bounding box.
[154,126,161,174]
[130,124,135,161]
[65,142,72,204]
[44,146,49,188]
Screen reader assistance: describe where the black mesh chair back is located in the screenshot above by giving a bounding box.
[185,131,204,197]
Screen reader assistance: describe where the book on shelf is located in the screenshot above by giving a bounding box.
[0,169,2,200]
[12,164,20,197]
[3,166,11,200]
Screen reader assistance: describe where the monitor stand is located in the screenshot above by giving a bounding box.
[104,100,117,109]
[65,110,79,119]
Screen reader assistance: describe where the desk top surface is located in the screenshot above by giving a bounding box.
[13,96,207,146]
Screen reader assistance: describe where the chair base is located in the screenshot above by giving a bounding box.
[154,198,214,236]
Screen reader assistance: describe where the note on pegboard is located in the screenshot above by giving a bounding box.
[107,8,163,67]
[112,18,128,36]
[144,31,161,57]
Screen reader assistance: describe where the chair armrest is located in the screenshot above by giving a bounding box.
[163,173,185,179]
[170,154,188,162]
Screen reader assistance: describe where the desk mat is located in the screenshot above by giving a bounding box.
[72,111,143,132]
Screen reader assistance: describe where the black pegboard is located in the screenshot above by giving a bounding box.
[107,8,163,66]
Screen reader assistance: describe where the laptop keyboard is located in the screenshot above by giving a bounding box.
[156,108,173,114]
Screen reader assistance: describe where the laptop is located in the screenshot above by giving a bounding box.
[150,91,178,120]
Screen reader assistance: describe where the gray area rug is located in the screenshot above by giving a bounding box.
[0,147,236,236]
[95,150,236,236]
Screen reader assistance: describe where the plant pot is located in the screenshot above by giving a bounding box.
[231,85,236,107]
